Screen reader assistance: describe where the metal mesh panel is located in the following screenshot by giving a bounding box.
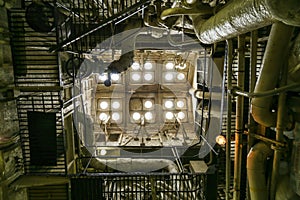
[71,173,206,200]
[17,91,66,175]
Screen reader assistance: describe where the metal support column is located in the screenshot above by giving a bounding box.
[233,35,245,200]
[226,39,233,200]
[270,61,288,200]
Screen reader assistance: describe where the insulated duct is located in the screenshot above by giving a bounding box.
[89,157,179,173]
[194,0,300,44]
[161,0,300,44]
[247,142,273,200]
[251,22,294,127]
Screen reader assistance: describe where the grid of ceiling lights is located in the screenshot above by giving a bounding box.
[129,61,156,84]
[96,60,188,85]
[96,59,190,125]
[162,61,187,84]
[129,98,156,123]
[162,98,188,123]
[97,98,123,124]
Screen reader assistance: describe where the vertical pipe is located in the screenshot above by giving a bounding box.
[251,22,294,127]
[270,64,288,200]
[233,35,245,200]
[246,29,258,200]
[226,39,233,200]
[247,142,273,200]
[248,30,258,150]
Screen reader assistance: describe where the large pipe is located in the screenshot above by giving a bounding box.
[193,0,300,44]
[89,158,179,173]
[247,142,273,200]
[233,34,245,200]
[160,0,300,44]
[270,82,287,200]
[251,22,294,127]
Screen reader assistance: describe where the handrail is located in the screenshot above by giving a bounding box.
[50,0,151,52]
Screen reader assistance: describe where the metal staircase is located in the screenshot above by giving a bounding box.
[9,8,66,175]
[52,0,151,53]
[9,9,60,87]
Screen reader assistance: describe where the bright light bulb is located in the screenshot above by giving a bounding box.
[165,112,174,120]
[165,62,174,70]
[131,73,141,81]
[165,73,174,81]
[144,73,154,81]
[176,100,185,108]
[98,74,108,82]
[177,73,185,81]
[99,113,108,121]
[132,112,141,121]
[177,111,185,120]
[112,112,120,121]
[216,135,226,146]
[100,101,109,109]
[145,112,153,120]
[165,100,174,109]
[144,62,153,70]
[111,73,120,81]
[112,101,121,109]
[131,62,140,70]
[144,100,153,109]
[100,149,107,155]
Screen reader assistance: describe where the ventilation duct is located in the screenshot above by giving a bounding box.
[195,0,300,44]
[89,158,179,173]
[161,0,300,44]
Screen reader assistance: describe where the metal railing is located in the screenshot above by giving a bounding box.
[71,173,206,200]
[52,0,151,53]
[16,91,67,175]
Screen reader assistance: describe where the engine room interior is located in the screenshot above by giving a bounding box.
[0,0,300,200]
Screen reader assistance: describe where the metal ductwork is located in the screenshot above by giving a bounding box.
[194,0,300,44]
[247,142,273,200]
[161,0,300,44]
[89,157,179,173]
[251,22,294,127]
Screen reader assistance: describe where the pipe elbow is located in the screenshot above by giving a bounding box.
[247,142,273,200]
[266,0,300,27]
[251,101,277,127]
[247,142,273,170]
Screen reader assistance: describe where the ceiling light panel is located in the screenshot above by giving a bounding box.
[144,61,154,70]
[163,99,175,110]
[143,99,155,110]
[98,98,123,111]
[111,112,122,123]
[129,61,156,85]
[175,99,187,109]
[131,62,141,70]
